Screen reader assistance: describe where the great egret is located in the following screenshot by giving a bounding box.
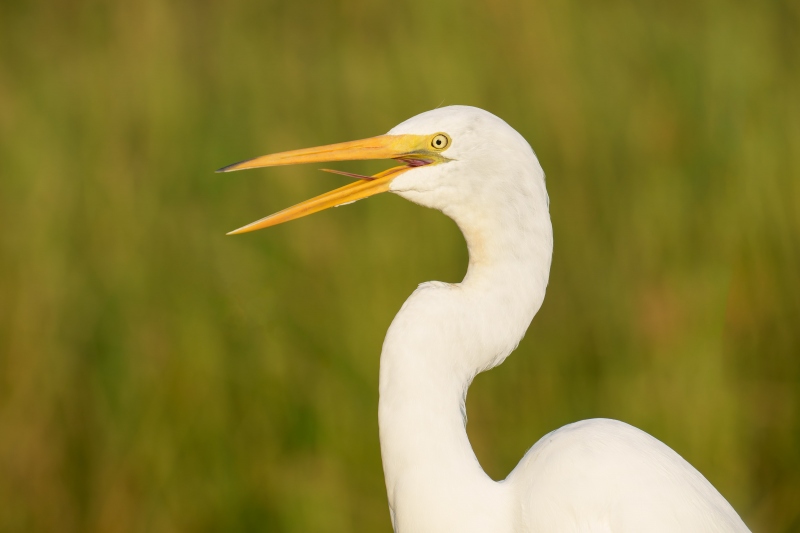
[219,106,750,532]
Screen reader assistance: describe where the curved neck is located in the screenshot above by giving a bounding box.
[378,191,552,533]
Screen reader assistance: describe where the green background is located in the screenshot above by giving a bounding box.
[1,0,798,531]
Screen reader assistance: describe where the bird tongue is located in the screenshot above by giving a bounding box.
[319,168,376,181]
[319,157,430,181]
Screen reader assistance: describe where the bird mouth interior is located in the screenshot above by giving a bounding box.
[320,156,433,181]
[398,157,433,167]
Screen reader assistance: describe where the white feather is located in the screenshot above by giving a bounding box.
[374,106,749,533]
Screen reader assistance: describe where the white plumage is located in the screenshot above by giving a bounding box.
[221,106,750,532]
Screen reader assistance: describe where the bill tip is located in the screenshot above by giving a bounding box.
[216,160,248,173]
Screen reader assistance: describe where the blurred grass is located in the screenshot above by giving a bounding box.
[0,0,798,531]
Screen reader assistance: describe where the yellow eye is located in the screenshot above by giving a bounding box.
[430,133,450,151]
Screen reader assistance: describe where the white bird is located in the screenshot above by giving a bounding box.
[219,106,750,533]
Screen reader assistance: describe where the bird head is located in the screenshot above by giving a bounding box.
[218,105,544,235]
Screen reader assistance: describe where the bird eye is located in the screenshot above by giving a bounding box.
[430,133,450,151]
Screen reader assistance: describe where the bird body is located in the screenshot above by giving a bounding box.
[507,419,747,533]
[220,106,750,532]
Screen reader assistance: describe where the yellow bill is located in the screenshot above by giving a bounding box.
[217,133,446,235]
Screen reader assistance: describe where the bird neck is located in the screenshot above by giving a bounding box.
[378,197,552,532]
